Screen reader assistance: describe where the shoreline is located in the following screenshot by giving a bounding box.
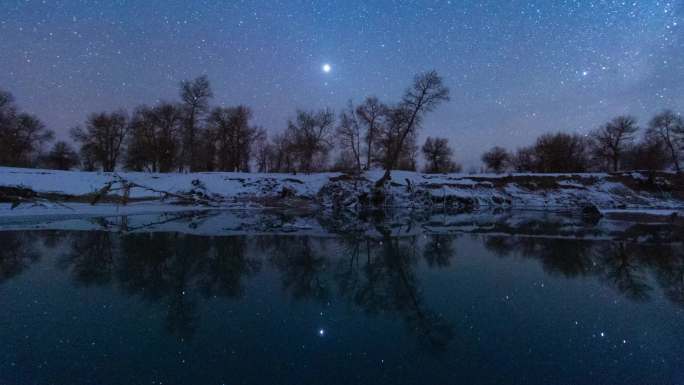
[1,166,682,218]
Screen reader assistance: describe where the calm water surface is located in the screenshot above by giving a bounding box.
[0,223,683,384]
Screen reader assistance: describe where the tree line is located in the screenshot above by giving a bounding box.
[2,71,682,175]
[481,112,684,174]
[0,71,454,178]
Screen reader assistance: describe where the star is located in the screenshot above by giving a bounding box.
[322,63,331,73]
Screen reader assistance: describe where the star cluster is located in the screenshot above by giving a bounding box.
[0,0,681,166]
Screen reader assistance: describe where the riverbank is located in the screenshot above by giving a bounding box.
[0,166,682,218]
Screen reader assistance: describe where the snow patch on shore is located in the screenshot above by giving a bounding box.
[0,166,682,216]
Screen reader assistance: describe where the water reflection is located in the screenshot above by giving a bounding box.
[1,225,683,350]
[484,236,684,306]
[0,232,40,282]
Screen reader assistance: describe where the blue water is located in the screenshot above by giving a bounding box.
[0,230,682,384]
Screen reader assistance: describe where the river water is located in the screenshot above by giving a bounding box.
[0,212,682,384]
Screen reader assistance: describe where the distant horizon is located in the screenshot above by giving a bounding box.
[1,1,682,167]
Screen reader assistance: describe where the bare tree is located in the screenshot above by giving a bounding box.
[45,141,79,170]
[197,133,217,172]
[533,132,590,173]
[510,146,536,172]
[481,146,510,173]
[126,103,183,172]
[422,137,459,173]
[0,89,17,130]
[272,132,295,173]
[356,96,386,170]
[285,109,335,173]
[397,132,419,171]
[0,89,54,167]
[336,101,363,173]
[208,105,259,172]
[179,75,213,171]
[590,116,639,172]
[623,137,669,171]
[254,131,275,172]
[71,110,129,172]
[377,71,450,185]
[647,110,683,173]
[373,105,420,171]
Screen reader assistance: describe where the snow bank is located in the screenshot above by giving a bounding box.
[0,166,682,217]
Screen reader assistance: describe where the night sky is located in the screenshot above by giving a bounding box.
[1,1,682,167]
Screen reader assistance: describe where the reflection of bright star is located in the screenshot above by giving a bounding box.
[318,329,325,336]
[322,63,331,73]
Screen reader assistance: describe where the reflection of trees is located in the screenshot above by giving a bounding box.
[372,234,454,352]
[423,235,455,268]
[263,231,455,352]
[56,232,260,341]
[7,221,683,355]
[484,235,684,307]
[595,243,652,301]
[485,237,594,277]
[61,231,117,286]
[333,231,455,352]
[0,232,40,284]
[652,245,684,306]
[118,233,201,340]
[196,236,261,298]
[268,236,331,302]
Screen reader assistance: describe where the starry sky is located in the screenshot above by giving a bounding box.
[1,1,682,167]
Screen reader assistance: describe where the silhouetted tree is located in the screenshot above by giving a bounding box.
[374,107,416,171]
[623,136,670,171]
[270,132,294,172]
[285,109,335,173]
[510,146,536,172]
[647,110,683,173]
[422,137,459,173]
[253,129,273,172]
[336,101,363,173]
[481,146,510,173]
[208,105,260,172]
[126,102,183,172]
[590,116,639,172]
[356,96,387,170]
[179,75,213,171]
[71,110,129,172]
[45,141,79,170]
[532,132,590,172]
[0,90,54,167]
[377,71,450,185]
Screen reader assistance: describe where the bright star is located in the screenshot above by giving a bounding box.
[318,328,325,336]
[322,63,331,73]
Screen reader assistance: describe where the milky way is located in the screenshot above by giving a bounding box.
[1,1,682,166]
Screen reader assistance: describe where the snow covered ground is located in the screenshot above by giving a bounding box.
[0,166,682,218]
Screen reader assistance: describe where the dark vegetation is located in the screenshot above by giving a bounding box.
[482,112,683,174]
[2,73,683,178]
